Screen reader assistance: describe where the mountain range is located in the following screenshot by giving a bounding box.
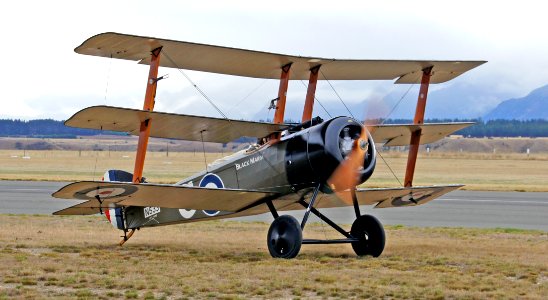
[484,84,548,121]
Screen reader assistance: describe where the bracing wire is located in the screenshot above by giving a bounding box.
[163,51,228,119]
[314,195,329,241]
[225,68,279,123]
[104,54,113,104]
[316,70,400,185]
[92,124,103,181]
[374,73,421,186]
[200,130,208,172]
[299,80,333,118]
[92,154,99,181]
[376,150,403,186]
[226,77,272,117]
[379,73,420,125]
[320,70,355,119]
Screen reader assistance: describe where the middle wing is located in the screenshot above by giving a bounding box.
[369,122,474,146]
[65,106,288,143]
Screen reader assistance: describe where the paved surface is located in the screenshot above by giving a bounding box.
[0,180,546,230]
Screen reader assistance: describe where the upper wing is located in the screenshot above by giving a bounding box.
[65,106,287,143]
[52,181,276,214]
[369,123,474,146]
[75,32,485,83]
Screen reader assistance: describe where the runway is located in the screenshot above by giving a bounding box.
[0,180,546,230]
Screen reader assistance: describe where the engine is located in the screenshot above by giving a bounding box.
[284,116,376,190]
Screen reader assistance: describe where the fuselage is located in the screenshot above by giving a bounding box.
[110,116,377,230]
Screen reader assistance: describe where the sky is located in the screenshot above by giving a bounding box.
[1,0,547,121]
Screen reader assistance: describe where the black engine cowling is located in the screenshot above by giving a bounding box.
[284,116,376,190]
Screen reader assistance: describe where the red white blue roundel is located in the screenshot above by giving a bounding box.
[199,174,223,216]
[391,191,431,207]
[74,185,137,200]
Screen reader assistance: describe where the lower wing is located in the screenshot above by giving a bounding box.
[52,181,276,215]
[276,185,463,211]
[359,185,462,208]
[52,181,461,217]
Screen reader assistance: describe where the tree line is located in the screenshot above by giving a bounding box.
[0,118,546,138]
[0,119,118,138]
[380,118,547,138]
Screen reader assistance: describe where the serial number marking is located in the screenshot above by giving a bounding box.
[144,206,161,218]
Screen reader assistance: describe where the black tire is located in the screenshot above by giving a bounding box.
[350,214,385,257]
[267,215,302,259]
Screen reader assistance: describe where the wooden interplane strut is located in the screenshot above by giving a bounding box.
[301,65,321,122]
[269,63,293,142]
[404,67,432,187]
[132,47,162,183]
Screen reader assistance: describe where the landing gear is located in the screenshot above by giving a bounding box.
[265,185,386,259]
[267,215,302,258]
[350,215,385,257]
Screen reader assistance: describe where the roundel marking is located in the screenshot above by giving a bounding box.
[391,191,431,207]
[75,185,138,200]
[199,174,223,216]
[87,188,125,198]
[178,209,196,219]
[199,173,224,189]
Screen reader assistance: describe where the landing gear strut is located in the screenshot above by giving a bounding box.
[265,185,386,258]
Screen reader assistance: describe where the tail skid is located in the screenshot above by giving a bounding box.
[119,228,136,246]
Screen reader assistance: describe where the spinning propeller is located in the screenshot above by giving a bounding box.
[327,100,385,204]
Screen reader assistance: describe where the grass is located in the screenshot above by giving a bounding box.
[0,149,547,191]
[0,150,223,183]
[368,150,548,192]
[0,215,546,299]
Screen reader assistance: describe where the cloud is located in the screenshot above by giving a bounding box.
[1,0,546,120]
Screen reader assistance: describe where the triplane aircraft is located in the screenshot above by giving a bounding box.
[53,32,485,258]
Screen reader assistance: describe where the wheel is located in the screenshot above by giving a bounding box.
[267,215,302,259]
[350,214,385,257]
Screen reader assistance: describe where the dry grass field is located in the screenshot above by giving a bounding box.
[0,215,546,299]
[370,151,548,192]
[1,139,547,299]
[0,149,547,191]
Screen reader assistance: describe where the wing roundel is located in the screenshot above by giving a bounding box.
[52,181,277,214]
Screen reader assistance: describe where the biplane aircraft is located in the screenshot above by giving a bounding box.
[52,32,485,258]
